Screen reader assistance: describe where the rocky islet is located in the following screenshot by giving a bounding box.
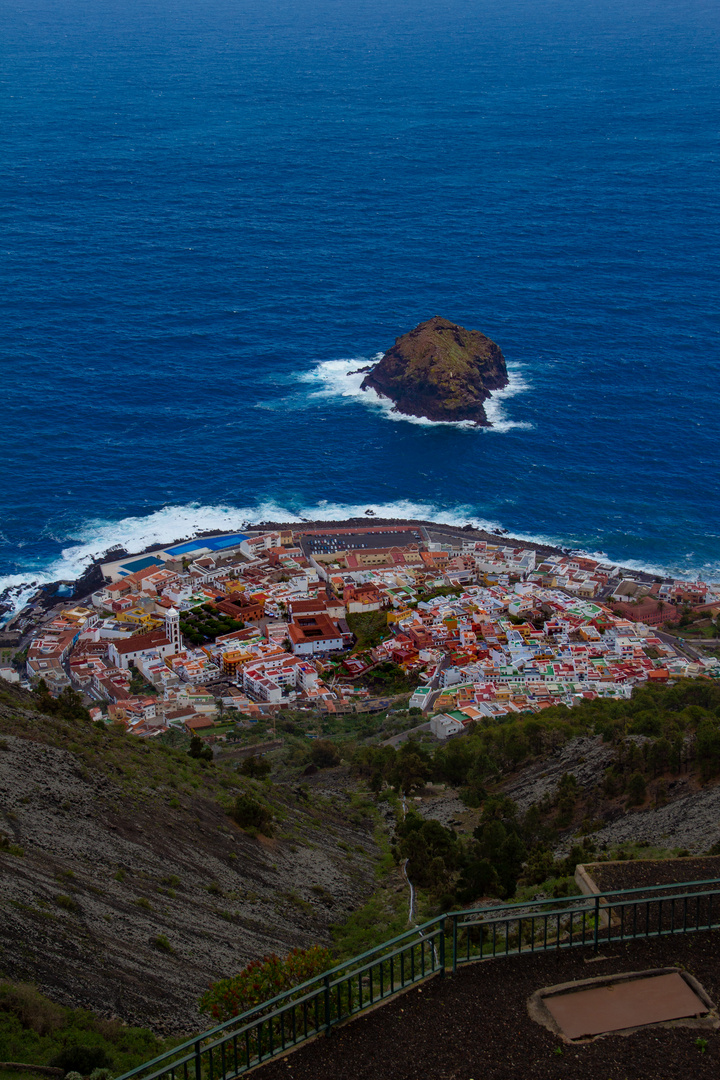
[361,316,508,425]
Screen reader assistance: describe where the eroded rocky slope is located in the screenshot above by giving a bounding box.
[0,694,379,1033]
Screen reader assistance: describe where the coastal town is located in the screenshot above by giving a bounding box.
[3,524,720,743]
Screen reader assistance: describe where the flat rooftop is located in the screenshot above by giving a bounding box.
[300,530,421,555]
[118,555,165,576]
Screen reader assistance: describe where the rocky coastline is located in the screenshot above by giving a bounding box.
[1,514,669,626]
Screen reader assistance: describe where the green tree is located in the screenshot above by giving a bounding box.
[230,793,273,834]
[696,721,720,781]
[188,736,213,762]
[395,812,460,894]
[310,740,341,769]
[392,750,429,794]
[240,754,271,779]
[626,771,647,807]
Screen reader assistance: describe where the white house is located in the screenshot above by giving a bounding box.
[430,714,465,740]
[108,631,174,670]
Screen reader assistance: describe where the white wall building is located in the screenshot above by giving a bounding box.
[430,714,465,740]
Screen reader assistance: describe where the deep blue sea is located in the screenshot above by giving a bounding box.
[1,0,719,610]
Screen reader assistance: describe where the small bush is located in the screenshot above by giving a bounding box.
[0,832,24,856]
[55,894,79,913]
[0,981,64,1035]
[240,755,271,779]
[135,897,152,911]
[229,793,273,835]
[152,934,174,954]
[199,946,332,1022]
[310,884,334,907]
[49,1045,112,1075]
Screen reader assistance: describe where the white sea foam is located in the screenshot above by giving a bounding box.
[0,498,533,621]
[1,498,715,625]
[300,356,532,431]
[483,366,533,433]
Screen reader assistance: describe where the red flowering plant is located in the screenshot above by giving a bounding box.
[199,945,333,1023]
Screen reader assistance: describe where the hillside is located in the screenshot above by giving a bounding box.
[0,682,380,1033]
[4,676,720,1044]
[351,680,720,908]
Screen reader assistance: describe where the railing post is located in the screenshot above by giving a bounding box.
[452,915,458,974]
[194,1039,202,1080]
[439,919,446,977]
[593,894,600,954]
[324,974,331,1033]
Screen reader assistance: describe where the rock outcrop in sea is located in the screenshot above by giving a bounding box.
[361,316,508,425]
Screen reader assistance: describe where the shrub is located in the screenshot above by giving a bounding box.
[0,981,64,1035]
[198,946,332,1022]
[0,980,168,1077]
[240,755,271,779]
[54,894,79,913]
[230,793,273,834]
[49,1045,112,1075]
[152,934,174,954]
[0,832,24,856]
[309,740,341,769]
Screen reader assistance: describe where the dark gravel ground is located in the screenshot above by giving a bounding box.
[590,856,720,893]
[253,931,720,1080]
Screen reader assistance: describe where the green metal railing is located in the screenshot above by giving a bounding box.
[118,877,720,1080]
[447,877,720,969]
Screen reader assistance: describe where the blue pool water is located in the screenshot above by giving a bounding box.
[0,0,718,608]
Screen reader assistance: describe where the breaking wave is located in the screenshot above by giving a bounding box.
[1,499,713,624]
[300,357,532,432]
[0,498,545,621]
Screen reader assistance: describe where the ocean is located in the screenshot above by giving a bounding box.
[1,0,719,612]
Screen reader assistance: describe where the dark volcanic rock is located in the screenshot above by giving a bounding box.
[0,698,380,1034]
[361,316,508,425]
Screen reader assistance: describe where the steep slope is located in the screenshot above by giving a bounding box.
[361,316,508,424]
[0,685,380,1032]
[496,733,720,853]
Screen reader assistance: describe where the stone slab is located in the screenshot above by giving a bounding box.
[545,972,706,1039]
